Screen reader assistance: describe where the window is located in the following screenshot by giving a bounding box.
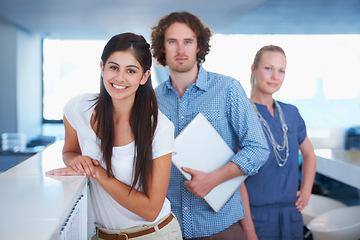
[42,39,161,122]
[202,34,360,148]
[43,35,360,148]
[42,39,106,121]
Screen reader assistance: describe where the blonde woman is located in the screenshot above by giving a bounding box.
[244,45,316,240]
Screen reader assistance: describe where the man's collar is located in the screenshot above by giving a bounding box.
[164,65,209,91]
[164,78,173,90]
[194,65,208,91]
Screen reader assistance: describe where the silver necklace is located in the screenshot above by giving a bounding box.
[251,100,289,167]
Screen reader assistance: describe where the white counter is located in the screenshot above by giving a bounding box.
[0,141,88,240]
[315,149,360,189]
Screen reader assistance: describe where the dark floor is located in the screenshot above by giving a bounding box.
[314,173,359,206]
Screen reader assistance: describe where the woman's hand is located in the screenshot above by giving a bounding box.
[45,166,83,176]
[297,136,316,212]
[295,190,310,211]
[68,155,99,178]
[92,163,108,180]
[46,159,102,177]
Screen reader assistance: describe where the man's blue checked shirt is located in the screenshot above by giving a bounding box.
[155,65,270,238]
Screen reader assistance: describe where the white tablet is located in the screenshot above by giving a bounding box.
[172,113,247,212]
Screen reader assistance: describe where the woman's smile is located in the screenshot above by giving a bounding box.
[112,83,127,90]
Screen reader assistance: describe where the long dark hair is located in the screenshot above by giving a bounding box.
[93,33,158,196]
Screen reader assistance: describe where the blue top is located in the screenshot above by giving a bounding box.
[155,65,270,238]
[245,101,306,206]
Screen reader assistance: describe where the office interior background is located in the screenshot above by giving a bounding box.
[1,0,360,149]
[0,0,360,199]
[1,2,360,239]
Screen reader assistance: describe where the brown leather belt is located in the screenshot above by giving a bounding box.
[98,213,174,240]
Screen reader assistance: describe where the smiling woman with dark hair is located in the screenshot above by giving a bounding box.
[46,32,182,240]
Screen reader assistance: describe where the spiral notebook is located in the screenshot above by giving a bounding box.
[172,113,247,212]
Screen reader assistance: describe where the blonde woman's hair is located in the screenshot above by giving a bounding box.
[250,45,286,98]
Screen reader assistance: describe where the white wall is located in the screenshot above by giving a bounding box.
[16,30,42,141]
[0,16,42,144]
[0,16,17,134]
